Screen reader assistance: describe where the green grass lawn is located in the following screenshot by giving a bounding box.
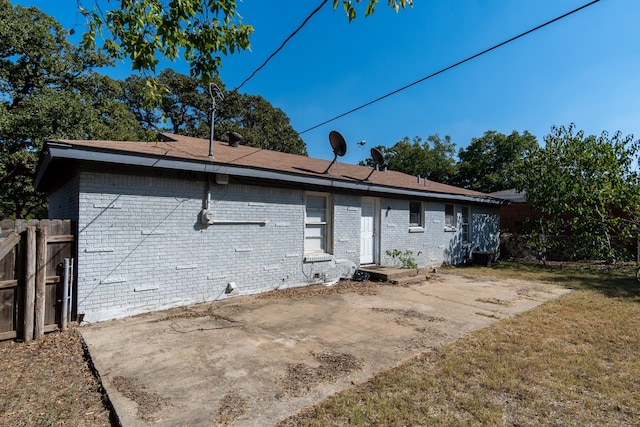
[281,262,640,426]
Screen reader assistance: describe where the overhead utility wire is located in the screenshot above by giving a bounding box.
[235,0,329,91]
[299,0,601,135]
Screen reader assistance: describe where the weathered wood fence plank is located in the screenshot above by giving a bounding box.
[0,233,20,261]
[24,226,36,343]
[34,225,47,341]
[0,219,75,342]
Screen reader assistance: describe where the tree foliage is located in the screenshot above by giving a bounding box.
[121,69,307,155]
[215,90,307,155]
[79,0,413,89]
[375,135,456,183]
[0,1,152,218]
[1,3,309,218]
[335,0,414,21]
[79,0,253,84]
[515,124,640,262]
[454,130,538,193]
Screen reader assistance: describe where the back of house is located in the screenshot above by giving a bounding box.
[35,133,504,323]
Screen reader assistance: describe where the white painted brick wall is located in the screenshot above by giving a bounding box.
[471,205,501,252]
[379,199,500,267]
[75,170,312,322]
[379,198,435,267]
[52,167,499,322]
[48,174,79,221]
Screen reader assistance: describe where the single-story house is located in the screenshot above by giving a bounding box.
[35,133,505,323]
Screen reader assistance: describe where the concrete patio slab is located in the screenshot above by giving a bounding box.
[80,271,570,426]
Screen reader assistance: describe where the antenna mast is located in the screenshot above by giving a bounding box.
[208,84,224,158]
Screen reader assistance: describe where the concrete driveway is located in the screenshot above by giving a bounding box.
[80,271,570,426]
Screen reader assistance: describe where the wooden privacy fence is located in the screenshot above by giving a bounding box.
[0,219,75,342]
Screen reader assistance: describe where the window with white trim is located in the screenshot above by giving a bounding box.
[444,204,455,231]
[304,193,331,254]
[461,206,470,243]
[409,201,423,228]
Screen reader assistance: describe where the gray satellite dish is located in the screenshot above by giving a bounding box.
[365,147,387,181]
[371,148,385,166]
[323,130,347,174]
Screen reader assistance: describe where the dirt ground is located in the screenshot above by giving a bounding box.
[0,327,113,426]
[76,271,570,426]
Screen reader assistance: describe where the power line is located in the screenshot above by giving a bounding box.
[299,0,601,135]
[235,0,329,91]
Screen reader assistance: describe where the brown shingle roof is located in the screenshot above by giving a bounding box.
[46,133,499,202]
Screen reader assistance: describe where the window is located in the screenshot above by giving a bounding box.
[305,193,331,254]
[409,201,423,228]
[445,204,455,230]
[461,206,470,243]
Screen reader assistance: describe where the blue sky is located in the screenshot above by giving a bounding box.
[15,0,640,165]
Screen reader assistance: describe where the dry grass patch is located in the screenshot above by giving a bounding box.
[0,327,112,426]
[281,263,640,426]
[258,280,381,299]
[216,391,248,425]
[110,375,171,422]
[281,352,362,397]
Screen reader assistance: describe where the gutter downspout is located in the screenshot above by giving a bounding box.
[206,175,212,211]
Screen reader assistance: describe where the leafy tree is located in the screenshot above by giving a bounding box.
[515,124,640,262]
[371,134,456,183]
[216,90,307,155]
[119,74,162,131]
[336,0,414,21]
[121,69,307,155]
[79,0,412,89]
[0,2,151,218]
[454,130,538,193]
[425,134,457,184]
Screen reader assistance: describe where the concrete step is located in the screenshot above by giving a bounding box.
[356,266,427,284]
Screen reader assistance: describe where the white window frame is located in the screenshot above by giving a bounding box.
[444,203,456,231]
[304,192,332,255]
[461,206,470,243]
[409,201,424,232]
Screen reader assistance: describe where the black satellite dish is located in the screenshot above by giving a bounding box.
[323,130,347,174]
[329,131,347,156]
[365,147,387,181]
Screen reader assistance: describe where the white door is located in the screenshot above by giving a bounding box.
[360,197,377,264]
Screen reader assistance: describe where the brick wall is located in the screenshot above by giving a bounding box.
[500,201,538,233]
[73,170,314,322]
[379,200,500,267]
[50,166,501,322]
[471,205,501,252]
[379,198,435,267]
[48,174,79,221]
[69,169,367,322]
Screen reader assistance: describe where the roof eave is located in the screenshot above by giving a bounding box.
[34,147,55,191]
[41,142,504,206]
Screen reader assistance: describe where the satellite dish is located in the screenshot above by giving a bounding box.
[329,131,347,156]
[228,131,243,147]
[323,130,348,174]
[365,148,387,181]
[370,148,385,166]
